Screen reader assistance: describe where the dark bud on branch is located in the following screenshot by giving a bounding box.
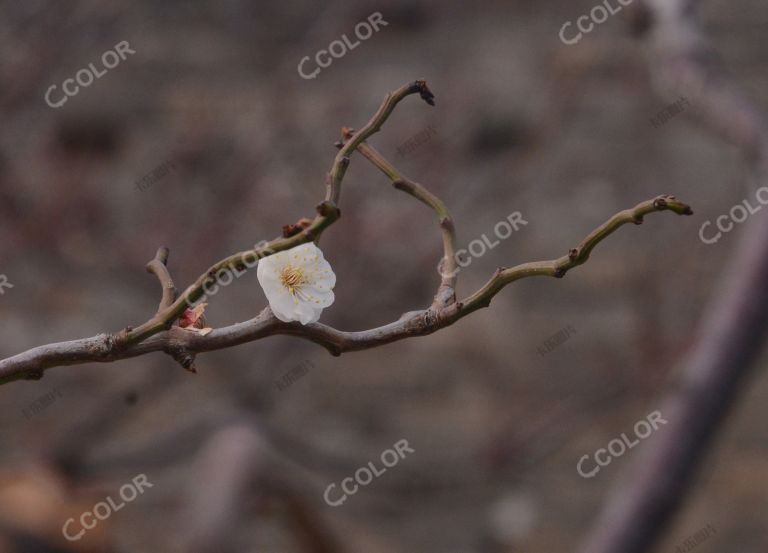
[410,79,435,106]
[282,217,313,238]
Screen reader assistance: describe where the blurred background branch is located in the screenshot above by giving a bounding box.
[577,0,768,551]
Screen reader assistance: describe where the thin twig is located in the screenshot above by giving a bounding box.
[338,127,457,307]
[452,196,691,320]
[117,81,434,349]
[146,246,176,315]
[0,193,691,384]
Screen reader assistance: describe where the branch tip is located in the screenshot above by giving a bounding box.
[156,247,170,265]
[409,79,435,106]
[653,194,693,215]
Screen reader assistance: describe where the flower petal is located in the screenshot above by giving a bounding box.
[299,287,334,307]
[257,243,335,324]
[266,287,300,323]
[295,301,322,325]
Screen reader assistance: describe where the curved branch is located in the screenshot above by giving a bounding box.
[455,195,692,319]
[146,246,176,314]
[326,79,435,204]
[0,195,691,385]
[338,127,457,307]
[118,80,434,348]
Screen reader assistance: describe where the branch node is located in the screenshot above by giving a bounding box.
[282,217,314,238]
[316,201,340,218]
[423,309,438,329]
[341,127,355,140]
[409,79,435,106]
[392,179,409,191]
[653,195,693,215]
[167,345,197,373]
[154,247,169,265]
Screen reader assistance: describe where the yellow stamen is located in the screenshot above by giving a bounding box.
[280,265,307,294]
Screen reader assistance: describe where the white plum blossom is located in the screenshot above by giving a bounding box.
[257,242,336,324]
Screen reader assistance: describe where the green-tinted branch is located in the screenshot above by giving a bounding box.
[118,80,433,348]
[451,195,692,320]
[325,79,434,204]
[338,128,456,306]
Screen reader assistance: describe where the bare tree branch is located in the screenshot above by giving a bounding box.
[338,127,458,307]
[116,81,434,350]
[0,79,691,385]
[146,246,176,315]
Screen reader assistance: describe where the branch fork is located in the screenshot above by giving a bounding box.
[0,80,692,385]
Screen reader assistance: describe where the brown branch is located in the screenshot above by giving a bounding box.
[116,80,434,349]
[146,246,176,315]
[338,127,458,307]
[452,195,691,320]
[576,2,768,553]
[0,80,692,385]
[0,193,691,385]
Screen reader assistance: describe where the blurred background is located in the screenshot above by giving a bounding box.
[0,0,766,551]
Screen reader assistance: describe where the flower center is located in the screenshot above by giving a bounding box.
[280,265,307,294]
